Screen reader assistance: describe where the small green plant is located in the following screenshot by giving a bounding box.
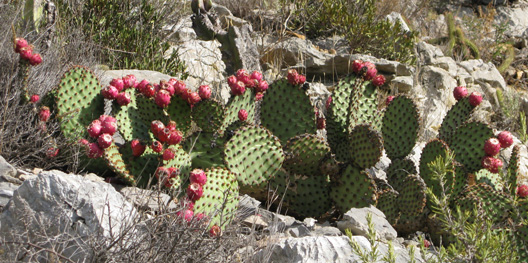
[346,213,383,263]
[519,111,528,144]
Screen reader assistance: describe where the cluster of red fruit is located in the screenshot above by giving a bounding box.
[453,86,482,107]
[287,69,306,86]
[147,120,184,158]
[100,75,138,106]
[351,60,386,87]
[228,69,268,100]
[14,37,42,66]
[481,131,513,173]
[81,115,118,158]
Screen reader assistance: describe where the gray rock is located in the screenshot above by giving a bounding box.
[474,0,508,6]
[391,76,414,93]
[117,186,176,212]
[163,17,197,43]
[311,225,343,236]
[417,42,445,65]
[0,170,139,262]
[458,59,506,90]
[337,206,397,242]
[386,12,411,32]
[0,155,19,184]
[287,224,311,237]
[0,182,18,209]
[99,69,173,87]
[496,3,528,38]
[303,217,317,229]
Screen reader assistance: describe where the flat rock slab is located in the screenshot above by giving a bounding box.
[337,206,397,242]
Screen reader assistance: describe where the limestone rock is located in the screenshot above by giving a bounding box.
[337,206,398,242]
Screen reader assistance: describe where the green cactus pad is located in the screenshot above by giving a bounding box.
[260,79,316,143]
[55,66,104,140]
[325,114,349,162]
[103,145,135,185]
[381,95,419,160]
[393,213,426,236]
[475,168,503,190]
[280,172,332,219]
[182,131,226,169]
[166,96,192,135]
[193,167,239,230]
[386,158,417,193]
[457,183,513,223]
[283,133,331,176]
[349,124,383,169]
[507,145,521,196]
[191,99,226,132]
[376,189,401,225]
[221,89,255,133]
[398,174,427,217]
[115,90,167,142]
[224,125,284,198]
[419,139,455,198]
[450,121,493,173]
[451,162,468,199]
[268,168,295,206]
[163,145,192,189]
[330,164,377,212]
[439,97,474,145]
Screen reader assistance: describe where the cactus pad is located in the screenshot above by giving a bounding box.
[283,133,331,176]
[419,139,455,198]
[506,145,521,196]
[398,174,427,217]
[221,89,255,132]
[457,183,513,223]
[376,189,401,225]
[381,95,419,160]
[474,168,503,190]
[166,96,192,135]
[260,79,316,143]
[386,158,417,193]
[277,172,332,218]
[439,97,474,145]
[450,121,493,173]
[349,124,383,169]
[182,131,226,169]
[330,164,377,212]
[191,99,226,132]
[55,66,104,140]
[103,145,135,185]
[162,145,192,188]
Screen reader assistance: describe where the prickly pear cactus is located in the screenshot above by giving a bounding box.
[398,174,427,217]
[166,96,192,135]
[55,66,104,140]
[507,145,521,196]
[419,139,455,199]
[381,95,419,160]
[386,158,417,193]
[192,99,226,133]
[282,133,331,176]
[449,121,493,173]
[439,97,474,145]
[183,131,226,169]
[330,164,377,212]
[376,189,400,225]
[221,89,255,132]
[349,124,383,169]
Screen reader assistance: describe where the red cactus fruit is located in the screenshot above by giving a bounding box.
[78,138,90,146]
[468,92,482,107]
[227,75,237,87]
[160,80,175,96]
[209,225,221,237]
[155,167,170,181]
[255,80,269,93]
[131,139,146,157]
[352,60,364,74]
[101,119,117,135]
[166,121,177,131]
[158,128,171,143]
[497,131,514,148]
[101,85,119,100]
[250,70,263,82]
[168,167,180,179]
[317,117,326,129]
[187,182,204,201]
[168,130,183,145]
[155,89,171,108]
[364,66,377,80]
[150,120,165,138]
[386,96,395,106]
[136,79,149,93]
[198,85,212,100]
[423,239,431,248]
[236,69,251,86]
[180,197,195,211]
[238,109,248,121]
[116,92,132,106]
[194,213,205,221]
[122,74,136,89]
[151,140,163,153]
[46,147,59,158]
[325,96,332,109]
[142,84,156,98]
[255,92,264,101]
[453,86,468,101]
[372,75,386,87]
[481,156,503,173]
[230,81,246,96]
[87,119,103,138]
[87,142,104,158]
[97,133,113,149]
[14,37,28,53]
[287,69,306,85]
[187,92,202,105]
[162,148,175,161]
[173,80,186,96]
[99,115,116,124]
[39,106,50,122]
[190,169,207,186]
[30,94,40,103]
[517,184,528,198]
[484,138,501,156]
[177,209,194,222]
[29,53,42,66]
[110,78,124,92]
[19,46,33,61]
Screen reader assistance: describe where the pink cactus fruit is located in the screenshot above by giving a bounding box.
[194,213,205,221]
[372,75,386,87]
[122,74,136,89]
[97,133,113,149]
[238,109,248,121]
[173,80,186,96]
[131,139,146,157]
[46,147,59,158]
[190,169,207,186]
[160,80,175,96]
[187,92,202,105]
[364,65,377,80]
[99,115,116,124]
[209,225,221,237]
[255,92,264,101]
[227,75,238,87]
[29,53,42,66]
[453,86,468,101]
[110,78,125,92]
[142,84,156,98]
[101,85,119,100]
[168,130,183,145]
[116,92,132,106]
[497,131,514,148]
[180,197,194,211]
[155,89,171,108]
[236,69,251,86]
[230,81,246,96]
[468,92,482,107]
[78,138,90,146]
[87,142,104,158]
[158,128,171,143]
[255,80,269,93]
[481,156,503,173]
[19,46,33,61]
[352,60,364,74]
[39,106,51,122]
[151,140,163,153]
[162,148,175,161]
[423,239,431,248]
[168,167,180,179]
[187,182,204,201]
[325,96,332,109]
[250,70,263,82]
[101,118,117,135]
[386,96,395,106]
[155,167,170,181]
[484,137,501,156]
[287,69,306,85]
[517,184,528,198]
[136,79,149,93]
[177,209,194,222]
[198,85,212,100]
[87,119,103,138]
[30,94,40,103]
[151,120,165,138]
[14,37,29,53]
[167,78,178,86]
[166,121,177,131]
[317,117,326,130]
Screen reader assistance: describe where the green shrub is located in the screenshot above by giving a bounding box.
[282,0,417,64]
[56,0,186,76]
